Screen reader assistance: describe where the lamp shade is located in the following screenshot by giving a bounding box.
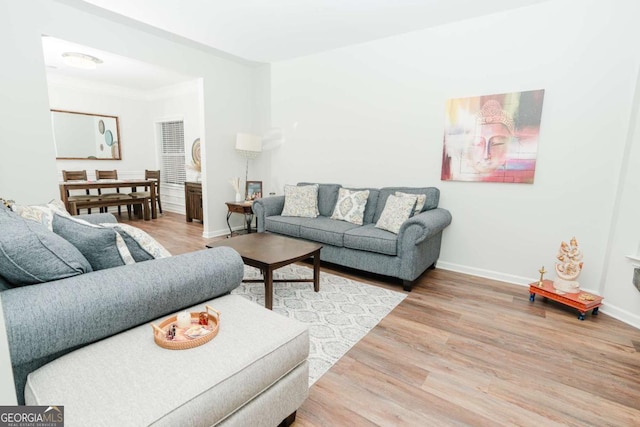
[235,133,262,153]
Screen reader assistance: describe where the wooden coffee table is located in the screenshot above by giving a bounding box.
[207,233,322,310]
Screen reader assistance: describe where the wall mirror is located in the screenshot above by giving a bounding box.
[51,109,122,160]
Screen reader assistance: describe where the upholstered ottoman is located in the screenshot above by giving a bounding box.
[24,295,309,427]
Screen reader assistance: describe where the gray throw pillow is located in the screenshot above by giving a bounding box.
[0,208,92,286]
[52,214,134,271]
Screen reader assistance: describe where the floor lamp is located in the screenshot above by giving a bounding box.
[235,133,262,199]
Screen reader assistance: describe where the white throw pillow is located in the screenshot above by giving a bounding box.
[395,191,427,215]
[100,223,171,261]
[11,199,71,230]
[375,194,418,234]
[330,188,370,225]
[281,184,319,218]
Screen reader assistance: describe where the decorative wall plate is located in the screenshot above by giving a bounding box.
[98,119,105,134]
[105,130,114,146]
[192,138,201,167]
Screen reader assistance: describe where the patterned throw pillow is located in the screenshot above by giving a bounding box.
[281,184,319,218]
[395,191,427,215]
[330,188,370,225]
[11,199,71,230]
[375,194,418,234]
[100,223,171,262]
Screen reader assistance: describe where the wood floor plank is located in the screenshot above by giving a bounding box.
[120,212,640,426]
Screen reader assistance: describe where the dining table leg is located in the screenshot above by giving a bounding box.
[150,183,157,219]
[143,198,150,220]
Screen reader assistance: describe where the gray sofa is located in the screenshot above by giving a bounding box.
[0,205,308,426]
[253,183,452,291]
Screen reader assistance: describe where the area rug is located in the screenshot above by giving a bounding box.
[231,264,406,385]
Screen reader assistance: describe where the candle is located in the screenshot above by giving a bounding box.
[176,311,191,329]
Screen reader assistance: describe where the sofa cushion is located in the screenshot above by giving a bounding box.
[265,216,306,237]
[25,294,309,427]
[344,224,398,256]
[375,194,417,234]
[281,184,319,218]
[374,187,439,223]
[0,208,92,286]
[299,216,360,247]
[330,188,370,225]
[52,214,135,270]
[0,275,11,291]
[298,183,341,217]
[99,223,172,262]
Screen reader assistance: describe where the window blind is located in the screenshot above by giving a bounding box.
[160,121,186,185]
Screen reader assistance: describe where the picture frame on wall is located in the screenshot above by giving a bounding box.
[440,89,545,184]
[246,181,263,200]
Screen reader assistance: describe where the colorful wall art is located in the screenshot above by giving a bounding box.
[441,89,545,183]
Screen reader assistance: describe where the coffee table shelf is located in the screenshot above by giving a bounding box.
[529,279,603,320]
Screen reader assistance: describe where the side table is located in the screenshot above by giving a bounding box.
[225,201,254,237]
[529,279,603,320]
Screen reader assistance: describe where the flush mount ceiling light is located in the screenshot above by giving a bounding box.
[61,52,103,70]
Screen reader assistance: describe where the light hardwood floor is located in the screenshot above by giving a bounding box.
[122,212,640,427]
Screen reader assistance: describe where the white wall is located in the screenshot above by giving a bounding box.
[270,0,640,327]
[601,67,640,324]
[0,0,59,204]
[48,76,155,176]
[0,0,262,234]
[50,77,206,214]
[148,79,203,213]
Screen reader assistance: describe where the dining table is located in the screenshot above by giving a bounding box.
[59,179,157,220]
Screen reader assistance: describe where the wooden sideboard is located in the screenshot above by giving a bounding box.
[184,182,203,222]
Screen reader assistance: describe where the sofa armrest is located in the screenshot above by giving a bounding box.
[1,246,244,398]
[397,208,452,246]
[252,196,285,232]
[75,212,118,224]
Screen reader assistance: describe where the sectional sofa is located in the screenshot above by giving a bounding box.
[252,183,452,291]
[0,204,308,426]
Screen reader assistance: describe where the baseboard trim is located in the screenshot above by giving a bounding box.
[437,261,640,330]
[596,304,640,330]
[437,261,535,286]
[202,226,245,239]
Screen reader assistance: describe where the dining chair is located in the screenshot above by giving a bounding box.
[62,170,101,215]
[95,170,134,219]
[128,170,162,215]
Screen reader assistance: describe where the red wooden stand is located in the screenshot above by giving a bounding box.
[529,279,603,320]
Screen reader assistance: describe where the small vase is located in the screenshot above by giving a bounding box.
[235,192,242,202]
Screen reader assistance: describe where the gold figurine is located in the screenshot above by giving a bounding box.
[538,266,547,287]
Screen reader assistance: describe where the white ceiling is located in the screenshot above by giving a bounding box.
[45,0,552,91]
[42,36,196,92]
[78,0,552,63]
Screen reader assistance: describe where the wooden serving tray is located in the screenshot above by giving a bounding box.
[151,305,220,350]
